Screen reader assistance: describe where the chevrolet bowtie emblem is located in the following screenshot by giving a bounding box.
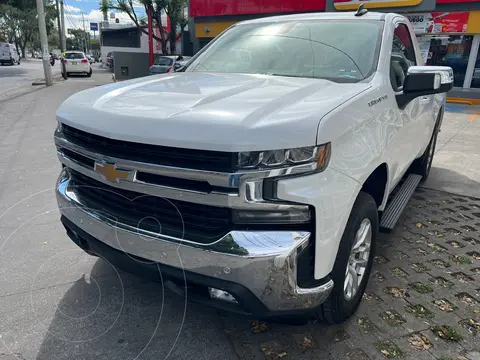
[94,162,130,183]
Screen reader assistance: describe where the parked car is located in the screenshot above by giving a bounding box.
[63,51,92,77]
[149,56,192,74]
[105,52,113,69]
[86,54,94,64]
[55,11,452,324]
[0,42,20,65]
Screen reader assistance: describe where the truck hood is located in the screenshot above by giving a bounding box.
[57,72,370,152]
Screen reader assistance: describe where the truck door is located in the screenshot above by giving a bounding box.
[389,22,428,180]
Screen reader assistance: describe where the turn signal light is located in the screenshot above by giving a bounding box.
[81,59,88,63]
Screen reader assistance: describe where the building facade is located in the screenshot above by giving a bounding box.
[100,24,183,60]
[189,0,480,97]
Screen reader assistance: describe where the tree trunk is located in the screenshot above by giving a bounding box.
[153,24,167,55]
[17,37,26,58]
[169,29,176,55]
[159,25,167,55]
[153,11,168,55]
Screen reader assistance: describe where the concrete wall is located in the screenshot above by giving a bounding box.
[113,51,151,81]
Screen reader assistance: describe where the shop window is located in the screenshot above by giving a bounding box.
[419,35,473,88]
[390,23,416,92]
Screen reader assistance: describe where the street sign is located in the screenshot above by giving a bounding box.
[90,23,98,31]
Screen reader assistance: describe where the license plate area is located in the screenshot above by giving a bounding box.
[72,61,78,65]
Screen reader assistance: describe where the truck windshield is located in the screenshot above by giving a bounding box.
[186,20,383,82]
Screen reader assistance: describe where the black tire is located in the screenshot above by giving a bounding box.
[87,69,92,77]
[316,192,378,325]
[10,58,14,66]
[411,110,442,181]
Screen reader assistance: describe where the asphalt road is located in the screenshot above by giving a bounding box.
[0,70,479,360]
[0,70,237,360]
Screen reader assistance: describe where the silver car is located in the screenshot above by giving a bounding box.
[149,56,191,74]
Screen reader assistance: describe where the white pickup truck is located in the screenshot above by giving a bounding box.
[54,10,453,324]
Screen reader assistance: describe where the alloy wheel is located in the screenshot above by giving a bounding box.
[344,218,372,301]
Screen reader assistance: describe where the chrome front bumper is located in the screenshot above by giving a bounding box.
[56,169,333,313]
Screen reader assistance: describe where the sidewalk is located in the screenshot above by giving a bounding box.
[0,63,62,103]
[423,104,480,198]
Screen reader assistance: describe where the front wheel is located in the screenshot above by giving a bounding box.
[316,192,378,325]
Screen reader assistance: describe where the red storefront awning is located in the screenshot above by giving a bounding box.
[190,0,327,18]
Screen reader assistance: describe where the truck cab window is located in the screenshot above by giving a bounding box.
[390,23,416,91]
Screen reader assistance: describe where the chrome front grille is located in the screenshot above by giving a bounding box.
[62,124,239,172]
[68,169,232,243]
[54,125,313,231]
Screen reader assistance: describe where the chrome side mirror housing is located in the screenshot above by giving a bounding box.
[396,66,454,109]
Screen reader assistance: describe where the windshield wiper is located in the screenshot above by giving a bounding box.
[266,73,303,78]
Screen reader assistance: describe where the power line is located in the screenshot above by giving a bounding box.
[63,0,80,30]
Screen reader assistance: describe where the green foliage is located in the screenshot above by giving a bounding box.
[66,28,90,51]
[90,38,100,50]
[0,0,57,56]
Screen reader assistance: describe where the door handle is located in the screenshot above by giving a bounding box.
[420,96,430,103]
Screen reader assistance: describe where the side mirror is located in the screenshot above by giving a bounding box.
[396,66,453,109]
[174,63,182,70]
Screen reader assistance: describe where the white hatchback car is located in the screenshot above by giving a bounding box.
[63,51,92,77]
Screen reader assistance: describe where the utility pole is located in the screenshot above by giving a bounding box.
[36,0,53,86]
[60,0,67,51]
[55,0,67,79]
[55,0,62,49]
[82,12,88,54]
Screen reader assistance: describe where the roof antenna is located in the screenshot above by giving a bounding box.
[355,3,368,16]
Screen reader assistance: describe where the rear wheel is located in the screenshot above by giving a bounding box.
[10,58,14,66]
[316,192,378,325]
[87,68,92,77]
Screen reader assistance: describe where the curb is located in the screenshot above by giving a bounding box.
[446,97,480,105]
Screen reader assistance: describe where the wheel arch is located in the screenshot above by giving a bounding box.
[360,163,389,211]
[437,105,445,130]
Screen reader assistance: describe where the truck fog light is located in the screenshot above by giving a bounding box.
[232,207,311,224]
[208,288,238,304]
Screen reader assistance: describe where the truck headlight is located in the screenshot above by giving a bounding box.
[237,143,330,171]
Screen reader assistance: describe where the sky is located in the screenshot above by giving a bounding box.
[62,0,146,35]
